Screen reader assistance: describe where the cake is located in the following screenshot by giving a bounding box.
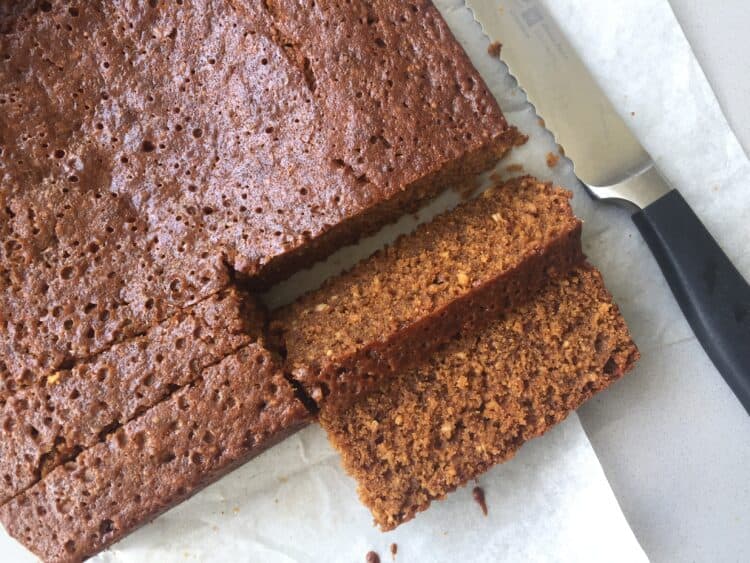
[271,178,583,409]
[0,1,642,559]
[0,2,520,557]
[320,265,639,530]
[0,345,310,562]
[0,290,264,505]
[0,0,518,390]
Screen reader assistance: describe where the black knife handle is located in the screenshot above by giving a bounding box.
[633,189,750,414]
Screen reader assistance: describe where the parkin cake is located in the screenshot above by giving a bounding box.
[0,0,519,391]
[320,265,639,530]
[272,178,582,410]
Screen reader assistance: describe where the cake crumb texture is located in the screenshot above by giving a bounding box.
[273,177,583,409]
[320,265,639,530]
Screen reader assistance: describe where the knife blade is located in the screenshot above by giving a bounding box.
[467,0,750,412]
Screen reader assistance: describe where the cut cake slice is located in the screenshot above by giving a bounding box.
[320,265,639,530]
[272,177,583,409]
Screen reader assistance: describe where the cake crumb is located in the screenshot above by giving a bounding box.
[366,551,380,563]
[487,41,502,58]
[546,152,560,168]
[472,486,488,516]
[274,177,582,412]
[390,543,398,559]
[46,372,62,385]
[505,163,525,174]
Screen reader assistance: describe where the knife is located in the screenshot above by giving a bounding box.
[467,0,750,413]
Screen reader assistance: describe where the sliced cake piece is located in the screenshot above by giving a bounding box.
[0,289,264,505]
[272,177,583,409]
[0,345,310,563]
[0,0,519,386]
[320,265,639,530]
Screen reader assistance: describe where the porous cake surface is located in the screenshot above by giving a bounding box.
[0,345,310,563]
[0,0,516,385]
[320,265,639,530]
[0,290,264,505]
[272,178,582,407]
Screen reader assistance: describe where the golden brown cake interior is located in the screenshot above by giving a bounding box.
[273,178,582,408]
[320,265,639,530]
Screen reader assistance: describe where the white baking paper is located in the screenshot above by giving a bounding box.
[8,0,746,559]
[0,420,648,562]
[524,2,750,562]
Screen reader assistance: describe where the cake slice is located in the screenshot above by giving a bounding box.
[0,290,264,505]
[320,265,639,530]
[0,0,519,387]
[272,178,583,409]
[0,345,310,563]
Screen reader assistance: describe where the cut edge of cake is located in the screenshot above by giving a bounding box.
[320,264,639,530]
[272,176,582,411]
[253,127,524,288]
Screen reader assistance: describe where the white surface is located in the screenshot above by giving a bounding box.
[519,1,750,562]
[669,0,750,155]
[2,420,644,562]
[0,1,648,562]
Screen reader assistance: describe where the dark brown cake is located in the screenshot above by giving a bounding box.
[320,265,639,530]
[272,178,582,409]
[0,345,310,563]
[0,290,264,505]
[0,0,518,387]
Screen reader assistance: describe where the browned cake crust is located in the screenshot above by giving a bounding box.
[320,265,639,530]
[0,345,311,563]
[0,290,265,505]
[272,178,583,409]
[0,0,517,386]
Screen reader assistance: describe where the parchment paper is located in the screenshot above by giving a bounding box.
[530,2,750,562]
[7,0,744,559]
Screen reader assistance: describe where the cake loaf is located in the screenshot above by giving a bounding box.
[0,290,264,505]
[272,178,582,409]
[320,265,639,530]
[0,0,518,388]
[0,345,311,563]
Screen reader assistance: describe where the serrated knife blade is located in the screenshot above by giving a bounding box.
[467,0,750,412]
[468,0,654,194]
